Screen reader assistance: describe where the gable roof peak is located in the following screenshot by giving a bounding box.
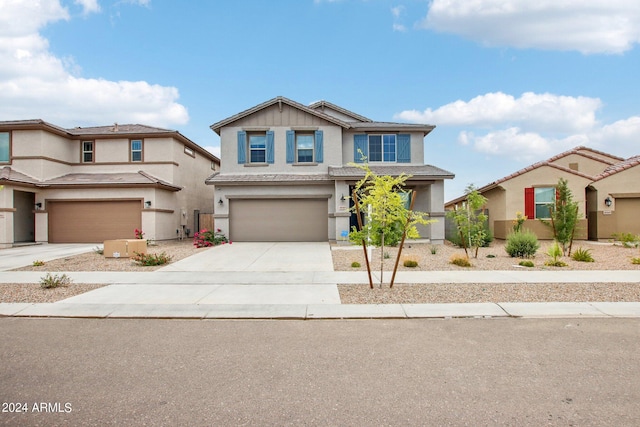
[307,100,373,123]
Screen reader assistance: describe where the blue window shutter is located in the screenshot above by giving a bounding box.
[397,134,411,163]
[286,130,295,163]
[354,134,368,163]
[237,131,246,164]
[266,131,275,164]
[315,130,324,163]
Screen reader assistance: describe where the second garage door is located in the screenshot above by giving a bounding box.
[616,198,640,235]
[48,200,142,243]
[230,199,327,242]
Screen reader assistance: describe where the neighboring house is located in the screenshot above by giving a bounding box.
[206,96,454,243]
[445,146,639,240]
[0,120,220,248]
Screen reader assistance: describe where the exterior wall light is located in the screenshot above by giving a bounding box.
[218,198,224,205]
[604,197,612,207]
[340,194,347,201]
[145,201,152,208]
[35,202,42,209]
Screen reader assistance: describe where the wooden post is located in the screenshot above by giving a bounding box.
[353,190,373,289]
[390,190,417,288]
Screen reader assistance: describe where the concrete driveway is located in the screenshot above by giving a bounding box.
[0,243,96,271]
[159,242,334,272]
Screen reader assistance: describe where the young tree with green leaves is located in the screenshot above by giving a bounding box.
[543,177,579,256]
[446,185,488,259]
[348,162,433,287]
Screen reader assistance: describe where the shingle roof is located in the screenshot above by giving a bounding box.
[593,155,640,181]
[0,166,40,186]
[68,124,173,136]
[308,100,373,123]
[329,165,454,179]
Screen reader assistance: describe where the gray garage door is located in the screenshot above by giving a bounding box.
[230,199,327,242]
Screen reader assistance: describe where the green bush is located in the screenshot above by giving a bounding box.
[403,259,418,268]
[544,241,567,267]
[612,232,640,248]
[351,261,361,268]
[632,257,640,265]
[40,273,72,289]
[32,260,45,266]
[519,260,534,268]
[93,246,104,255]
[571,247,594,262]
[131,252,172,266]
[505,230,540,258]
[429,246,438,254]
[448,224,493,249]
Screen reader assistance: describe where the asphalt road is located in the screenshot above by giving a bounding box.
[1,318,639,426]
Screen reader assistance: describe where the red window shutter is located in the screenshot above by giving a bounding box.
[524,187,535,219]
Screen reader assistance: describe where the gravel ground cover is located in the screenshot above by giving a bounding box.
[1,239,639,304]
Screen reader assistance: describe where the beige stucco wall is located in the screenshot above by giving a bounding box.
[588,164,640,239]
[549,153,611,176]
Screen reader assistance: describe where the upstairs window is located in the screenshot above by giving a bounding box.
[237,130,274,164]
[82,141,94,163]
[249,133,266,163]
[354,134,410,163]
[0,132,9,163]
[296,133,314,163]
[286,130,323,164]
[130,139,143,162]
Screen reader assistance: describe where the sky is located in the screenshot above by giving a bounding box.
[1,0,640,200]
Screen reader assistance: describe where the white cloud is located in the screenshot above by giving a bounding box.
[421,0,640,54]
[396,92,640,161]
[391,5,407,32]
[74,0,101,15]
[0,0,187,128]
[395,92,601,133]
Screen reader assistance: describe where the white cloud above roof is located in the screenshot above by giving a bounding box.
[0,0,188,128]
[395,92,640,162]
[421,0,640,54]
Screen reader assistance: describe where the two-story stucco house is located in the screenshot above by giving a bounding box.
[0,120,220,247]
[206,96,454,243]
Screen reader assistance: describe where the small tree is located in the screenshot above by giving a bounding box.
[349,162,433,287]
[542,178,579,256]
[446,185,488,258]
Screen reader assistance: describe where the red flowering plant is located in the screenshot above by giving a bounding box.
[134,228,145,239]
[193,228,229,248]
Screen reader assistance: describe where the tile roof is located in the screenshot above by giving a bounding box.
[307,100,373,123]
[0,168,181,191]
[67,124,173,136]
[593,155,640,181]
[329,165,454,179]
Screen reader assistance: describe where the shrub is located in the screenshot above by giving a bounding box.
[544,241,567,267]
[93,246,104,255]
[505,230,540,258]
[131,252,172,266]
[429,246,438,255]
[449,254,471,267]
[32,260,45,266]
[571,247,594,262]
[351,261,361,268]
[193,228,229,248]
[486,254,496,258]
[403,257,419,267]
[519,260,534,267]
[40,273,72,289]
[612,232,639,248]
[632,257,640,265]
[134,228,145,240]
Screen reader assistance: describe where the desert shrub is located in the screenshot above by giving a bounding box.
[383,251,391,259]
[486,254,496,258]
[612,232,640,248]
[351,261,361,268]
[193,228,229,248]
[93,246,104,255]
[544,241,567,267]
[449,254,471,267]
[519,260,534,267]
[40,273,72,289]
[571,247,594,262]
[632,257,640,265]
[32,260,45,266]
[430,246,438,255]
[505,230,540,258]
[403,258,419,268]
[131,252,172,266]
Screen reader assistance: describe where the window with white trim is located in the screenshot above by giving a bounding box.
[82,141,94,163]
[130,139,143,162]
[0,132,10,163]
[534,187,555,219]
[248,133,266,163]
[296,133,314,163]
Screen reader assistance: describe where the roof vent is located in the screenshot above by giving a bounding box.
[113,123,119,132]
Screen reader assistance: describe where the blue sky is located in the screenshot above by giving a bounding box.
[2,0,640,199]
